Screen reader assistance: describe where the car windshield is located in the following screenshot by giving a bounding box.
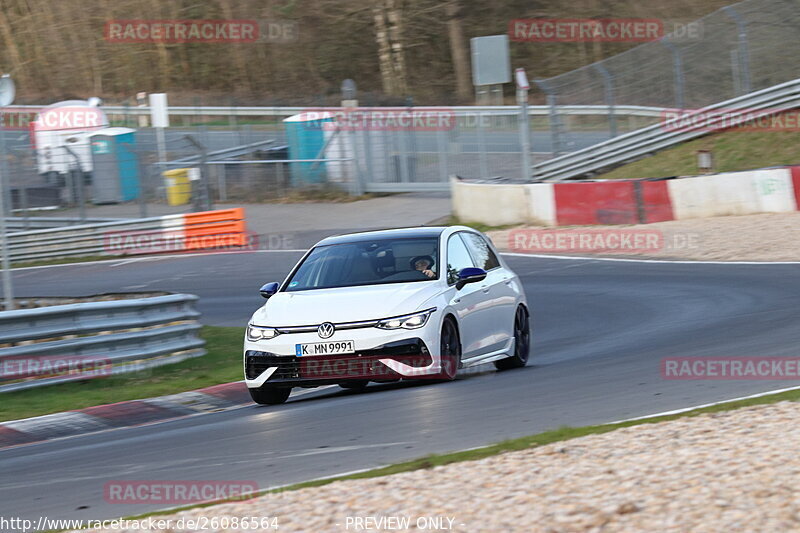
[284,237,439,292]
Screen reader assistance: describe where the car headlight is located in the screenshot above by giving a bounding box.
[247,325,280,341]
[376,308,436,330]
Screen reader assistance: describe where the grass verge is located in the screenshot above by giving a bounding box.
[598,113,800,180]
[112,383,800,526]
[0,326,243,422]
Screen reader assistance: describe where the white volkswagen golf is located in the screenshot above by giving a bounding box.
[244,226,530,404]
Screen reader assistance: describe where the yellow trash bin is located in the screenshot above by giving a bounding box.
[163,168,193,206]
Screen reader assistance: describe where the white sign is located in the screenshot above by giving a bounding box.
[149,93,170,128]
[470,35,511,86]
[515,68,529,90]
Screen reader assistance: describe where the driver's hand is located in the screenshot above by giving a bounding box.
[422,269,435,278]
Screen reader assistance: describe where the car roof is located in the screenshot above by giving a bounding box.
[315,226,449,246]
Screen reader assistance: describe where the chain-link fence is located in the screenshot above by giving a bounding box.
[3,105,629,227]
[534,0,800,154]
[0,122,310,227]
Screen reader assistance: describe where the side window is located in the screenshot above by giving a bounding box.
[462,232,500,271]
[446,233,476,285]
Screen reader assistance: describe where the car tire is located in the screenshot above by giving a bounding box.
[339,380,369,390]
[434,317,461,380]
[495,306,531,371]
[248,386,291,405]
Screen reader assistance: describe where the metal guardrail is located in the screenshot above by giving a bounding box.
[532,78,800,181]
[6,215,177,262]
[7,208,248,262]
[4,217,121,232]
[5,104,667,118]
[164,139,279,165]
[0,294,205,393]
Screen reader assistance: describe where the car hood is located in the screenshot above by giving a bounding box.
[250,282,442,326]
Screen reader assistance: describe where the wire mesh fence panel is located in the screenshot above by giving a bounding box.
[533,0,800,155]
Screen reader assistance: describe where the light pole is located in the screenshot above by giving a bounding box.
[0,74,15,310]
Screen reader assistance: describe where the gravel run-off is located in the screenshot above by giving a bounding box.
[81,401,800,532]
[487,212,800,262]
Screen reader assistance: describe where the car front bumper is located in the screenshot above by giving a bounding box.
[243,324,441,388]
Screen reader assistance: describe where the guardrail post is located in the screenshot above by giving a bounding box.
[476,111,489,177]
[218,164,227,202]
[363,125,376,188]
[436,128,449,183]
[722,6,752,96]
[184,135,213,212]
[0,140,12,309]
[229,95,239,144]
[133,147,148,219]
[61,145,86,221]
[661,39,686,110]
[517,86,532,181]
[348,125,365,195]
[594,64,618,139]
[534,79,564,158]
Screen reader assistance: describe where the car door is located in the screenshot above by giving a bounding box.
[445,232,491,359]
[461,231,516,353]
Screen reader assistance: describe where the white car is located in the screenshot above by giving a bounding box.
[243,226,531,405]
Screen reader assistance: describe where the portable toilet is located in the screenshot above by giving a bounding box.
[283,112,336,184]
[89,127,140,203]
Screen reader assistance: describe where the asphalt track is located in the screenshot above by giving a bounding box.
[1,251,799,521]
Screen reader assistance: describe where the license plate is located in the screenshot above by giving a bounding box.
[296,340,355,356]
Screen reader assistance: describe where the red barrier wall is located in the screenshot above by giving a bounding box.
[640,180,674,223]
[791,166,800,210]
[554,181,638,225]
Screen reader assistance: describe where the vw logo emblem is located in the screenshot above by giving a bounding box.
[317,322,335,339]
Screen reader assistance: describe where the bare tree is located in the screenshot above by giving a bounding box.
[373,0,408,96]
[443,1,470,102]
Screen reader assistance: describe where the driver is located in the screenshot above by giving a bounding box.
[410,255,436,279]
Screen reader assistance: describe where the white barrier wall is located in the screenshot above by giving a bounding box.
[451,178,557,226]
[525,183,557,226]
[451,179,528,226]
[667,168,798,219]
[451,167,799,227]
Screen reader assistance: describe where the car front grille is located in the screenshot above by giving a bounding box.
[245,339,432,383]
[245,351,299,380]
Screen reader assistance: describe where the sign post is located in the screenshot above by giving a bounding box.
[515,68,532,181]
[149,93,169,172]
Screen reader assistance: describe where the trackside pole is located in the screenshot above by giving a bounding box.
[516,68,532,181]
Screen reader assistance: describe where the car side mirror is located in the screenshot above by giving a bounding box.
[456,267,487,290]
[259,282,279,299]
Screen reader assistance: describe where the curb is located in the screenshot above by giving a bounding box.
[0,381,251,449]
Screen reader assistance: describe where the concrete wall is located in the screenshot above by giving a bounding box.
[451,179,557,226]
[667,169,797,220]
[451,167,800,227]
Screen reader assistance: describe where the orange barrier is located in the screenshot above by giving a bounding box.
[183,208,245,226]
[183,208,248,250]
[101,208,250,257]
